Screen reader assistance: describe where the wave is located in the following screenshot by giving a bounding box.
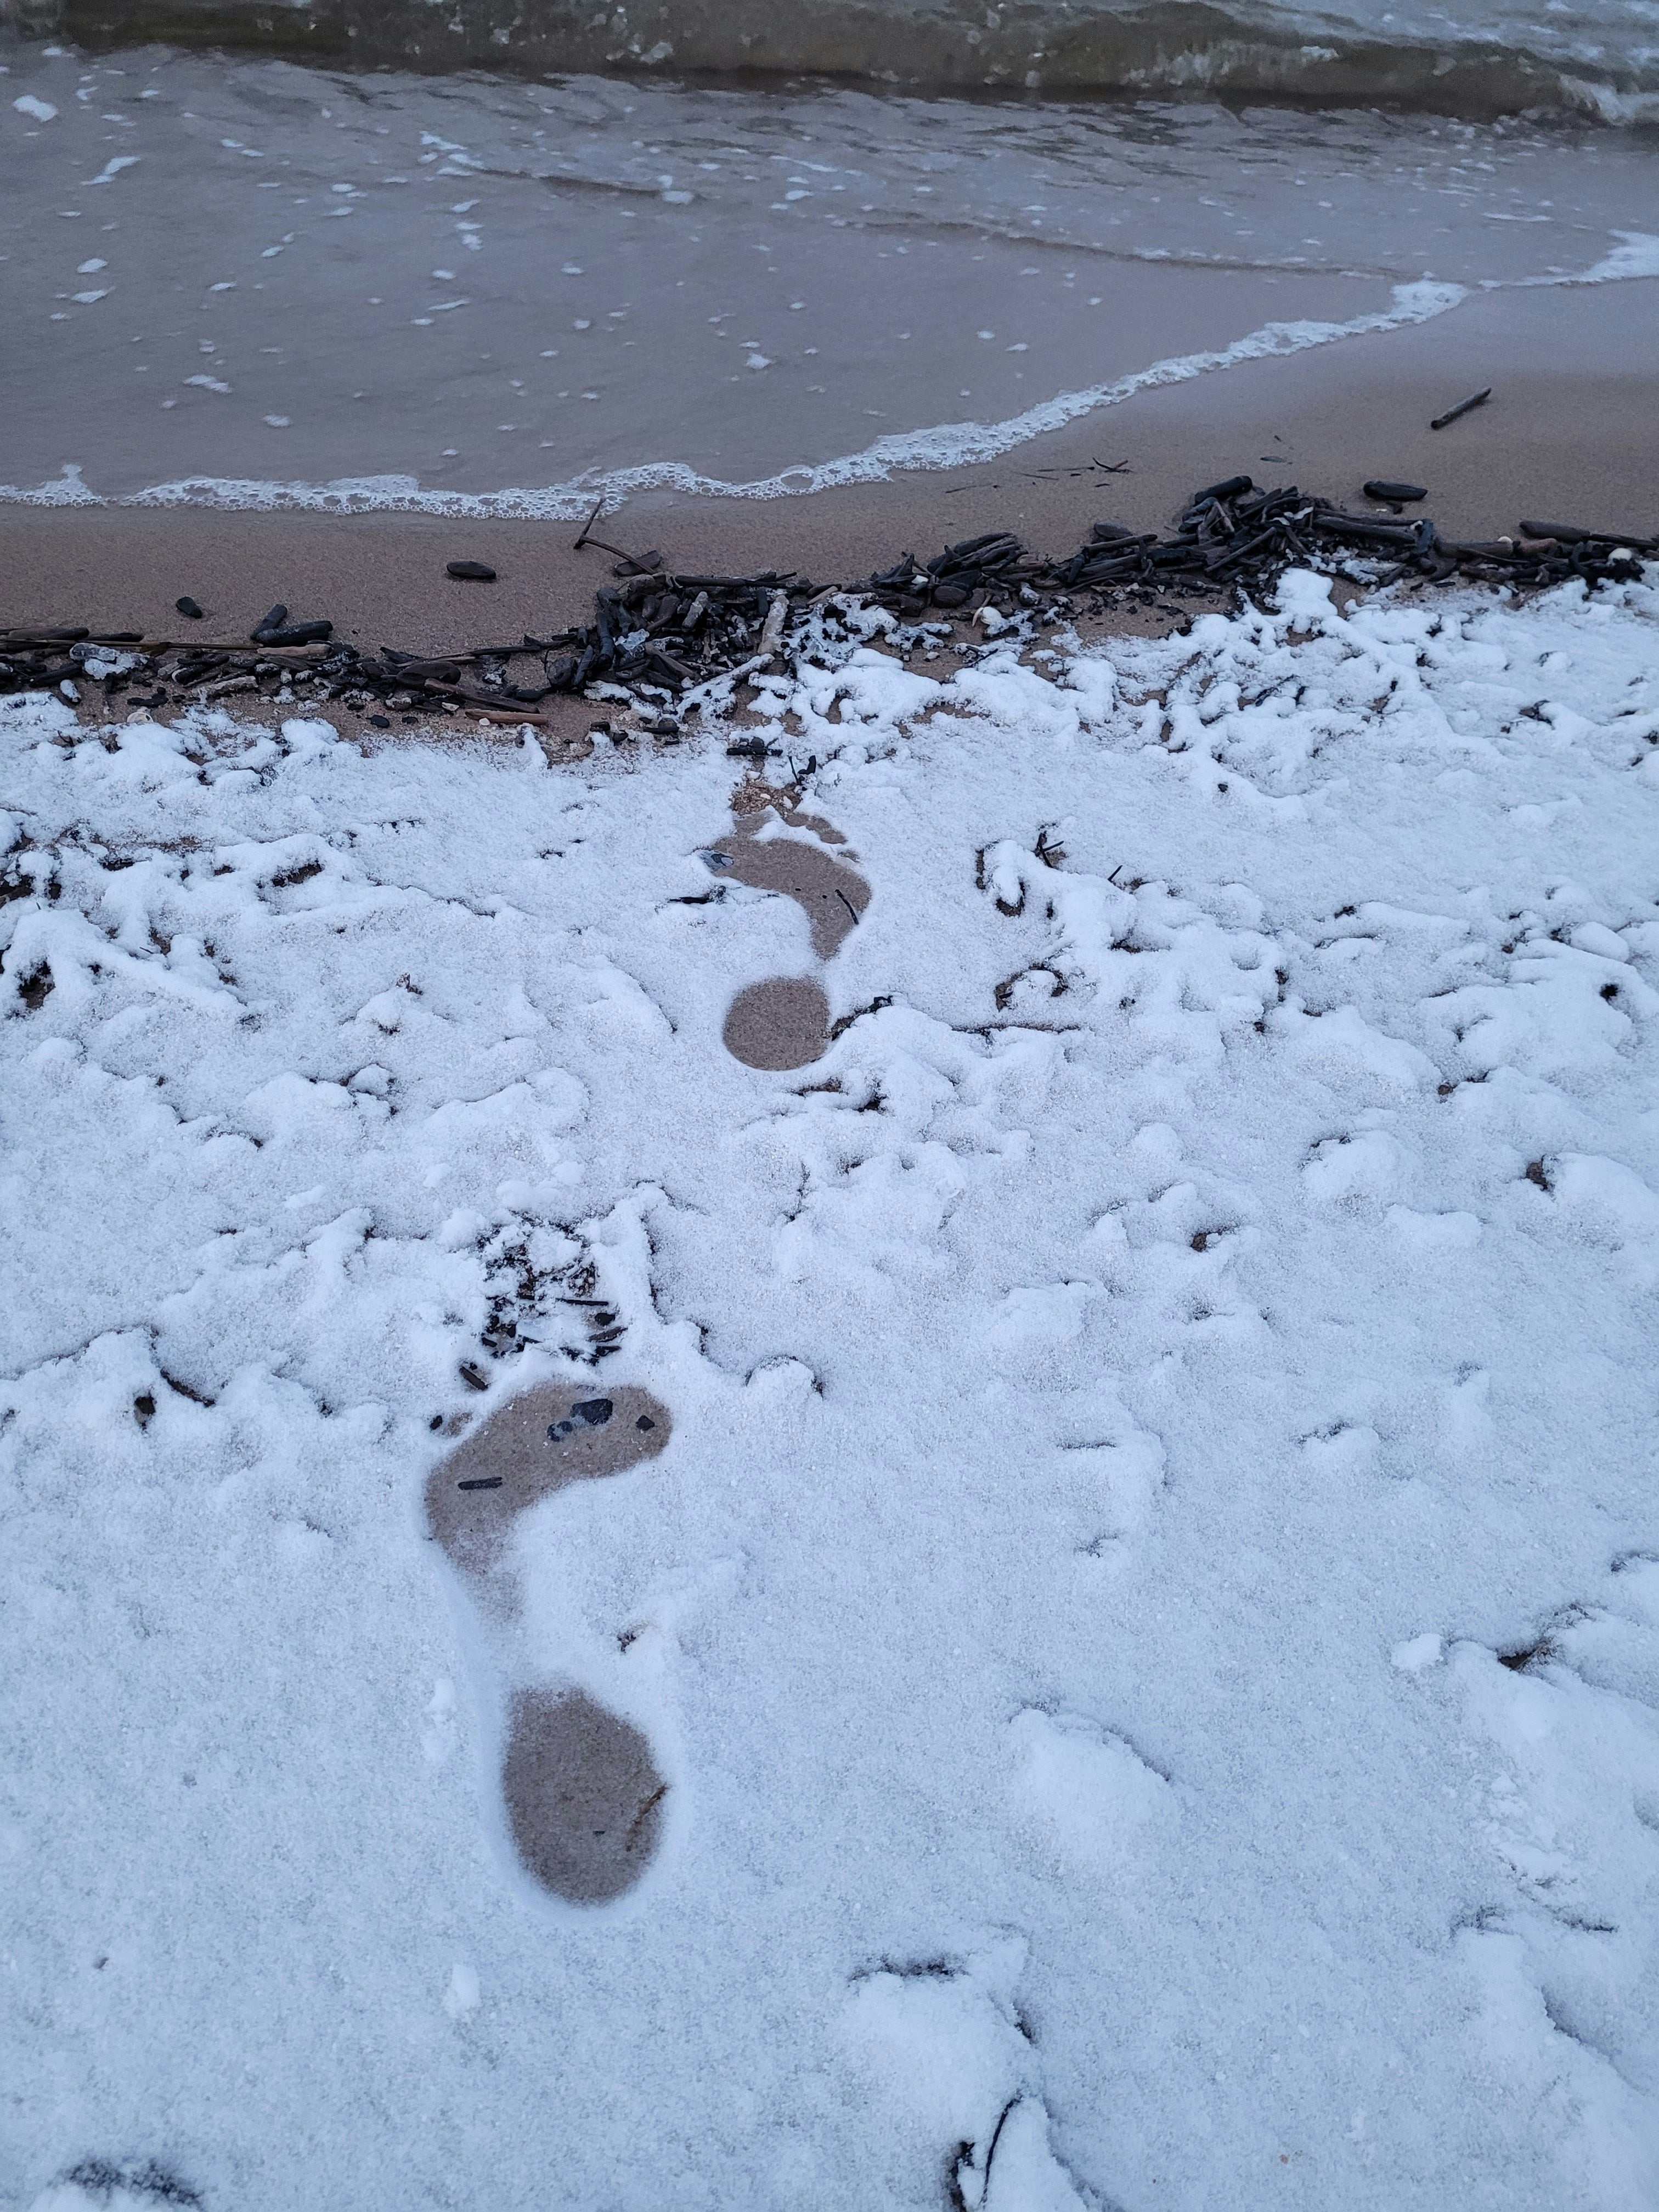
[11,0,1659,123]
[0,279,1471,515]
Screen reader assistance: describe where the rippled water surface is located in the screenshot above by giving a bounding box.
[2,38,1656,508]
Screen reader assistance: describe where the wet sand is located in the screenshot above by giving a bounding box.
[502,1686,668,1907]
[711,830,870,961]
[427,1379,672,1584]
[4,280,1656,648]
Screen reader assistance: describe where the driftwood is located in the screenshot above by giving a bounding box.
[4,474,1652,725]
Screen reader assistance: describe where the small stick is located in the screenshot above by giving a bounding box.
[463,706,552,729]
[758,588,789,663]
[1430,387,1491,431]
[680,651,770,709]
[571,500,662,573]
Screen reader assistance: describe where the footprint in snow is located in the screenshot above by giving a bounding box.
[426,1383,673,1904]
[708,777,870,1070]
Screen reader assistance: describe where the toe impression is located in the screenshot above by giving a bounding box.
[426,1381,672,1582]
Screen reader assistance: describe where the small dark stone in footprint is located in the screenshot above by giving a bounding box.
[503,1686,667,1904]
[428,1381,672,1581]
[723,977,831,1070]
[548,1395,615,1441]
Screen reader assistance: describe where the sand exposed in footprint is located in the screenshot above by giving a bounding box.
[428,1380,671,1587]
[723,976,831,1070]
[427,1382,672,1904]
[713,782,867,1069]
[503,1686,668,1905]
[710,798,870,960]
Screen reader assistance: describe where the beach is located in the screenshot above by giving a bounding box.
[4,12,1659,2211]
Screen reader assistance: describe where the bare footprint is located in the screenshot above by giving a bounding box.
[503,1686,667,1904]
[712,780,869,1068]
[427,1381,673,1903]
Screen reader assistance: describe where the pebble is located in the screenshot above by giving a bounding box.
[175,596,204,620]
[546,1396,615,1442]
[447,561,497,582]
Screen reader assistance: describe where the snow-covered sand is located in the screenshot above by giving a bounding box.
[4,567,1659,2210]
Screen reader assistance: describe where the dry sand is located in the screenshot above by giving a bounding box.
[3,279,1655,650]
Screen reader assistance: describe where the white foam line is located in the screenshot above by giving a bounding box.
[0,281,1472,520]
[1566,229,1659,283]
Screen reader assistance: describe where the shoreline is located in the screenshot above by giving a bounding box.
[3,278,1656,666]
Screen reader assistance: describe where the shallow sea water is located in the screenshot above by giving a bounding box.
[2,38,1657,512]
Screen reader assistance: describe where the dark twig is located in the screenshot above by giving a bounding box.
[1430,387,1492,431]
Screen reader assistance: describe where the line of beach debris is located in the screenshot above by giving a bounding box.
[3,477,1652,734]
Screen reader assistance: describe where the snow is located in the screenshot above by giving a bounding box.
[4,566,1659,2209]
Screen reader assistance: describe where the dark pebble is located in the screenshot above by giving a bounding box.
[1363,481,1427,503]
[255,603,288,634]
[572,1397,614,1427]
[368,714,391,729]
[447,561,497,582]
[176,597,204,620]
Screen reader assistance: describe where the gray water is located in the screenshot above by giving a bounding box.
[3,36,1657,511]
[10,0,1659,119]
